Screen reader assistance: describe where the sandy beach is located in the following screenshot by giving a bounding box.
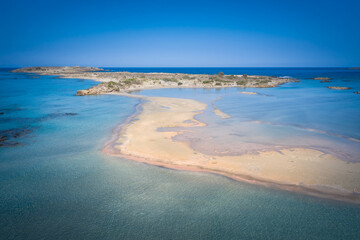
[104,95,360,203]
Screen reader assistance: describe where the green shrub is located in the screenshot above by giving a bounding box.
[178,82,183,86]
[202,80,212,84]
[237,80,246,85]
[258,80,270,84]
[182,75,191,79]
[242,74,248,78]
[218,72,225,77]
[123,78,141,85]
[163,78,178,82]
[124,79,132,85]
[215,82,222,86]
[107,81,116,88]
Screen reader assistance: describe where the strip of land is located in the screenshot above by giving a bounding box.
[13,67,296,95]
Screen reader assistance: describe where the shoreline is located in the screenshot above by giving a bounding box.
[103,94,360,204]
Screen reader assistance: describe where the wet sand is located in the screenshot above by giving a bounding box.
[239,91,258,95]
[212,97,231,119]
[103,95,360,203]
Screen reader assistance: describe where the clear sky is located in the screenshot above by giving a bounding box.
[1,0,359,67]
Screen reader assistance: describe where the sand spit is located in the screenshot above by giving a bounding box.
[211,97,231,119]
[104,96,360,204]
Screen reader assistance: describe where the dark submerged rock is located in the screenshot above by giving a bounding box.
[327,86,351,90]
[312,77,331,80]
[0,128,33,147]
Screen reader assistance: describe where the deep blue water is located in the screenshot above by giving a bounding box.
[0,68,360,239]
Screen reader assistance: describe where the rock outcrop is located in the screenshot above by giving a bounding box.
[312,77,331,80]
[327,86,351,90]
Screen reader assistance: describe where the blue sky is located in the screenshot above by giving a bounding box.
[1,0,359,67]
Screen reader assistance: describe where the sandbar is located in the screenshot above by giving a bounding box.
[239,91,258,95]
[104,96,360,203]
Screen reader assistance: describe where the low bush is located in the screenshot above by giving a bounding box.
[163,78,178,82]
[107,81,116,88]
[237,80,246,85]
[257,79,270,84]
[123,78,141,85]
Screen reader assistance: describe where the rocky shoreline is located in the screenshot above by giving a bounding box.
[13,67,297,95]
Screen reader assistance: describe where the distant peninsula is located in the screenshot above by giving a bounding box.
[13,66,297,95]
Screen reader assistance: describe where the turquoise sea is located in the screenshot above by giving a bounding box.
[1,68,360,239]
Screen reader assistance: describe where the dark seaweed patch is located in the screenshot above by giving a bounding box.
[0,112,77,147]
[0,128,34,147]
[0,106,26,114]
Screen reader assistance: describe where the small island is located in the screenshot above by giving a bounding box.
[327,86,352,90]
[13,67,297,96]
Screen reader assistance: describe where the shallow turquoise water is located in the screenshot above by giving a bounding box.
[137,69,360,162]
[1,68,360,239]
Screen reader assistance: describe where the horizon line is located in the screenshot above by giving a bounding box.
[1,66,359,69]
